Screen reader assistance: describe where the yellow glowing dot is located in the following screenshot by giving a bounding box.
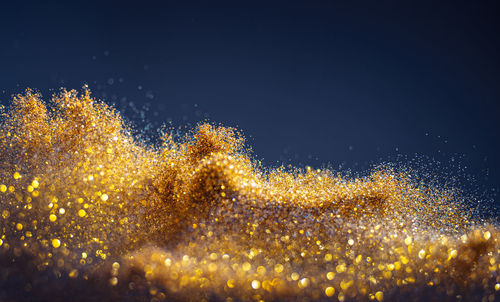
[25,231,32,237]
[495,283,500,291]
[49,214,57,222]
[0,239,3,246]
[418,249,426,259]
[2,210,9,218]
[450,249,458,259]
[251,280,260,289]
[484,231,491,240]
[32,179,39,188]
[375,291,384,301]
[242,262,251,271]
[404,236,412,245]
[326,272,335,280]
[13,172,21,179]
[274,263,284,273]
[227,279,235,288]
[209,252,218,260]
[27,185,34,192]
[82,252,88,259]
[8,186,14,192]
[400,255,409,264]
[106,148,113,154]
[112,262,120,270]
[16,223,23,231]
[348,238,354,245]
[78,209,87,217]
[336,264,346,273]
[101,194,108,201]
[325,253,332,261]
[299,278,310,288]
[325,286,335,297]
[59,208,65,214]
[291,272,299,281]
[109,277,118,286]
[69,269,78,278]
[0,185,6,192]
[52,239,61,248]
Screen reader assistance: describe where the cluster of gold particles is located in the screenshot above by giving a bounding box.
[0,87,499,301]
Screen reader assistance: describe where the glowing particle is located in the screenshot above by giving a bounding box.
[418,249,426,259]
[227,279,235,288]
[0,185,6,192]
[101,194,109,201]
[484,231,491,240]
[52,239,61,248]
[0,239,3,246]
[13,172,21,179]
[404,236,412,245]
[348,238,354,245]
[32,179,39,188]
[495,284,500,291]
[325,253,332,261]
[291,272,299,281]
[49,214,57,222]
[375,291,384,301]
[299,278,310,288]
[16,223,23,231]
[242,262,251,271]
[59,208,65,214]
[78,209,87,217]
[251,280,260,289]
[325,286,335,297]
[109,277,118,286]
[69,269,78,278]
[326,272,335,280]
[274,263,284,273]
[336,264,346,273]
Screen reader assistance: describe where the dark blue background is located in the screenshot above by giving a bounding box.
[1,1,499,208]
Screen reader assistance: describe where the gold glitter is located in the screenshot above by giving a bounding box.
[52,239,61,248]
[325,286,335,297]
[0,88,499,301]
[251,280,260,289]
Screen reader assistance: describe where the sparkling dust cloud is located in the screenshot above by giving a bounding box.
[0,87,499,301]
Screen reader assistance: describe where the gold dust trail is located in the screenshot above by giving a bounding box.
[0,87,499,301]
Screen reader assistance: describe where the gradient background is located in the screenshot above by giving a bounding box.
[1,1,499,209]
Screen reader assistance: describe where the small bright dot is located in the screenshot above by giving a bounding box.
[484,231,491,240]
[251,280,260,289]
[49,214,57,222]
[78,209,87,217]
[52,239,61,248]
[325,286,335,297]
[101,194,108,201]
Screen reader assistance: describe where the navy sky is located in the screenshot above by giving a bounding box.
[1,1,499,208]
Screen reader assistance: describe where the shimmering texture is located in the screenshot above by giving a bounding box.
[0,88,499,301]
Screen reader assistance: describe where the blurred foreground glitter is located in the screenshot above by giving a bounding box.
[0,87,499,301]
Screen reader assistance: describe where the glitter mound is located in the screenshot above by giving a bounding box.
[0,88,499,301]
